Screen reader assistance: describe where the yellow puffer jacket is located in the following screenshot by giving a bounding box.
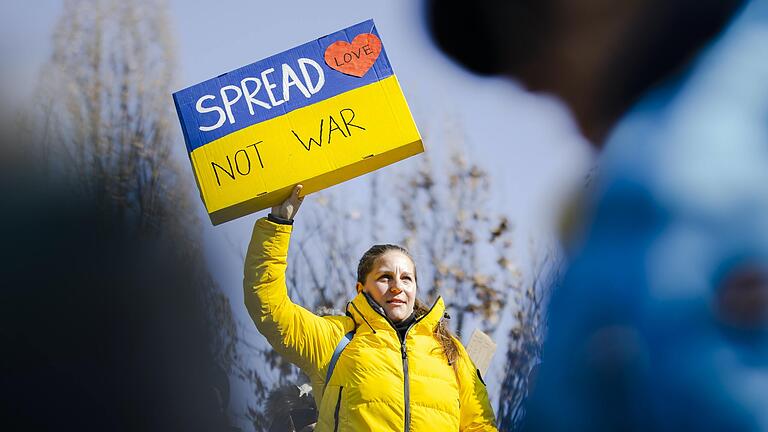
[244,217,498,431]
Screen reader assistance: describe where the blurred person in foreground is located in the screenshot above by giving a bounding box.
[0,135,235,431]
[428,0,768,431]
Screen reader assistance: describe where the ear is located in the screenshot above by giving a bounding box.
[356,282,364,293]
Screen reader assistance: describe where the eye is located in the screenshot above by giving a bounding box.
[402,275,413,282]
[378,275,390,281]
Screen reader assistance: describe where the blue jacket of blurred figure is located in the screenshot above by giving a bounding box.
[523,1,768,431]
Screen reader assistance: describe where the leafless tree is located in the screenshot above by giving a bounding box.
[396,147,518,337]
[27,0,239,415]
[33,0,186,235]
[393,122,559,429]
[497,249,561,430]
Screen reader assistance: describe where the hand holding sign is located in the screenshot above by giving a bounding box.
[324,33,382,77]
[271,184,305,220]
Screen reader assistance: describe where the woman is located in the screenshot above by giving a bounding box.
[244,185,497,431]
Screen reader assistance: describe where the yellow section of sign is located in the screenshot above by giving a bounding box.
[189,75,423,225]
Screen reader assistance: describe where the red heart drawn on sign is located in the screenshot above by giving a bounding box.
[324,33,382,78]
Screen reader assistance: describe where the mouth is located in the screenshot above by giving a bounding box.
[387,299,406,306]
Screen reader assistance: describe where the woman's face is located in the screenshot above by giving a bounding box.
[358,251,417,322]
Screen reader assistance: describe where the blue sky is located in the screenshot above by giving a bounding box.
[2,1,592,231]
[3,0,592,424]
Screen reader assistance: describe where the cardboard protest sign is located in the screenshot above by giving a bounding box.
[466,329,497,378]
[173,20,423,225]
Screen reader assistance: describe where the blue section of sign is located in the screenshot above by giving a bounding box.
[173,19,393,153]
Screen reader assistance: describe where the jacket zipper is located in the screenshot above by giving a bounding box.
[359,292,440,432]
[333,386,343,432]
[401,330,411,432]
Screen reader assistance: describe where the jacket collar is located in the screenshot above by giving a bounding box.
[346,291,446,335]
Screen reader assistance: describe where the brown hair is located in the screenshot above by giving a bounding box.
[357,244,460,374]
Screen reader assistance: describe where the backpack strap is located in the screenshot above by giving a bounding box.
[325,330,355,385]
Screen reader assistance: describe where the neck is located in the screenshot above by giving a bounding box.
[393,311,416,327]
[393,311,416,342]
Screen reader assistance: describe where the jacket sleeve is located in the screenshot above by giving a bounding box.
[243,217,348,376]
[456,339,498,431]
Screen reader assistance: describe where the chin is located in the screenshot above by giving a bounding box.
[387,309,408,323]
[387,313,403,323]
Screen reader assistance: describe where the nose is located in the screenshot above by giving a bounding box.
[389,279,404,293]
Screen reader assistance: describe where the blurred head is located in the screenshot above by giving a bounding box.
[356,245,417,322]
[426,0,745,143]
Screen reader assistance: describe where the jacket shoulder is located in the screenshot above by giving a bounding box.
[320,314,356,334]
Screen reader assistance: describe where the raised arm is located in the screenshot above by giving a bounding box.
[243,185,351,376]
